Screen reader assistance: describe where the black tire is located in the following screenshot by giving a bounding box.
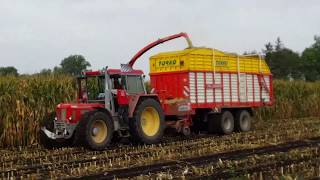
[207,114,218,134]
[235,110,252,132]
[74,111,114,150]
[211,110,234,135]
[129,98,165,144]
[39,112,69,149]
[111,131,122,145]
[191,113,209,134]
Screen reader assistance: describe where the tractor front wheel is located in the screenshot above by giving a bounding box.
[75,111,114,150]
[129,99,165,144]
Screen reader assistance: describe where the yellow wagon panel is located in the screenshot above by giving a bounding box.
[150,48,271,75]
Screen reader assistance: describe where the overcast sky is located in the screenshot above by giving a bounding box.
[0,0,319,74]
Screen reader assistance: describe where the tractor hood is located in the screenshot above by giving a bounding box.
[56,103,105,124]
[57,103,104,109]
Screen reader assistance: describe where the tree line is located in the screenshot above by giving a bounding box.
[0,36,320,81]
[39,55,91,76]
[264,36,320,81]
[0,55,91,76]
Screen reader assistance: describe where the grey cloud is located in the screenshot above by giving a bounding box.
[0,0,319,74]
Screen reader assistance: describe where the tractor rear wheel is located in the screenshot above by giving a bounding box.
[235,110,252,132]
[129,99,165,144]
[75,111,114,150]
[39,112,70,149]
[209,110,234,135]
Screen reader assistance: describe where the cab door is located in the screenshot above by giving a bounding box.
[123,75,146,94]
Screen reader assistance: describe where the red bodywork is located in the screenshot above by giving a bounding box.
[56,103,104,124]
[150,71,191,116]
[117,89,129,105]
[150,70,274,116]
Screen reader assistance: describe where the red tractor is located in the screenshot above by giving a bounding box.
[40,33,193,150]
[40,33,273,150]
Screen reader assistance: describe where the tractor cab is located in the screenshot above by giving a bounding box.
[76,69,146,114]
[76,71,106,103]
[106,69,145,95]
[77,69,146,102]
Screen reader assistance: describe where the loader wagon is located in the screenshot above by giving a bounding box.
[150,48,273,134]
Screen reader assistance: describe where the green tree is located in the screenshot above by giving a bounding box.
[39,68,52,75]
[53,66,63,74]
[263,42,273,67]
[0,66,18,76]
[243,50,257,55]
[60,55,91,75]
[263,38,302,80]
[301,36,320,81]
[275,37,283,51]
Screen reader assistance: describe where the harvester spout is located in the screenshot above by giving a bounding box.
[127,32,193,68]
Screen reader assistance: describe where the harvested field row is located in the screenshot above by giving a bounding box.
[0,117,319,179]
[82,137,320,179]
[1,117,317,161]
[0,117,318,167]
[135,146,320,179]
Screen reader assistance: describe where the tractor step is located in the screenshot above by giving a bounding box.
[118,129,130,137]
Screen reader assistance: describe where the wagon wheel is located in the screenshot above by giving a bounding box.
[129,98,165,144]
[235,110,252,132]
[209,110,234,135]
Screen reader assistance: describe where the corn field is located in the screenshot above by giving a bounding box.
[0,76,319,148]
[256,80,320,120]
[0,75,75,147]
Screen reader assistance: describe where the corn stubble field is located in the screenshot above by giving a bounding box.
[0,75,320,179]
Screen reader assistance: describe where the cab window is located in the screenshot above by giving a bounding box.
[125,75,145,94]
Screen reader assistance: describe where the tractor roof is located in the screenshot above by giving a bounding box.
[81,69,144,77]
[107,69,144,75]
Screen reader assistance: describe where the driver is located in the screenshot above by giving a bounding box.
[80,87,88,102]
[117,87,129,127]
